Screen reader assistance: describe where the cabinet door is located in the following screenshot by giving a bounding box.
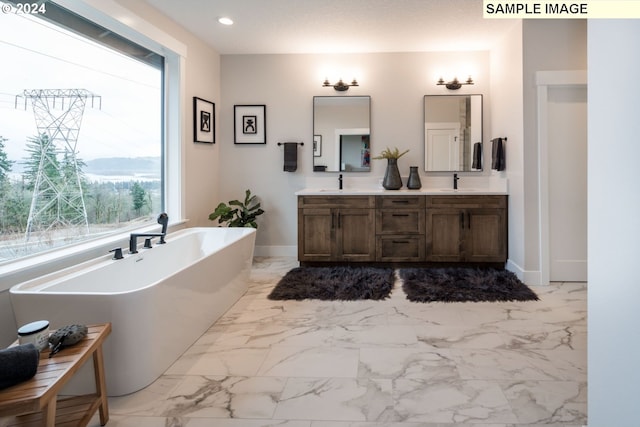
[465,208,507,262]
[425,208,463,261]
[337,209,375,261]
[298,208,333,261]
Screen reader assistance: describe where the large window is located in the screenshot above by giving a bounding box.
[0,2,164,263]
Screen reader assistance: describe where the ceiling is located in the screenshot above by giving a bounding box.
[145,0,520,55]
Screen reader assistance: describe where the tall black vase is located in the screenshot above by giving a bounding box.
[382,158,402,190]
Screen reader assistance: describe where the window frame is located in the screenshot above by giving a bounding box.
[0,0,186,291]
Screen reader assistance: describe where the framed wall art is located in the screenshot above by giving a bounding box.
[234,104,266,144]
[193,97,215,143]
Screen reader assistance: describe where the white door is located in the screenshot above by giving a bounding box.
[548,86,587,281]
[425,125,459,171]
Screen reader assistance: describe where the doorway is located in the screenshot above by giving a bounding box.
[548,86,587,281]
[536,70,588,284]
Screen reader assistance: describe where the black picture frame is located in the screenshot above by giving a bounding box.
[193,97,215,143]
[234,105,266,144]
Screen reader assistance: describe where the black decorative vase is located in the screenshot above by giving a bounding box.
[382,158,403,190]
[407,166,422,189]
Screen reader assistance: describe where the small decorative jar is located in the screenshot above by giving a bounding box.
[407,166,422,190]
[18,320,50,351]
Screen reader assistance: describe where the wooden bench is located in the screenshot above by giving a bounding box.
[0,323,111,427]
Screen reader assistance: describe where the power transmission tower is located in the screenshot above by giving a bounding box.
[16,89,101,242]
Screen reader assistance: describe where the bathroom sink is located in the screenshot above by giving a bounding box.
[436,188,478,192]
[314,189,373,193]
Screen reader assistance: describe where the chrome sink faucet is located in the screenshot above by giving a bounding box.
[453,173,460,190]
[129,213,169,254]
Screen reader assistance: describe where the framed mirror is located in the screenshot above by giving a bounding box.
[424,94,483,172]
[313,96,371,172]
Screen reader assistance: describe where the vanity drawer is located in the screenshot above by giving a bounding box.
[425,195,507,209]
[376,235,425,262]
[376,196,425,209]
[376,210,425,235]
[298,195,375,209]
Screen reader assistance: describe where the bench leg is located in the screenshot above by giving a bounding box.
[44,397,56,427]
[92,346,109,426]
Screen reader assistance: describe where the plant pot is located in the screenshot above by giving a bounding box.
[382,158,402,190]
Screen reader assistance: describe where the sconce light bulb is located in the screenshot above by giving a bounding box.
[437,77,445,85]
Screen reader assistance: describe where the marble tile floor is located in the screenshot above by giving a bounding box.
[92,257,587,427]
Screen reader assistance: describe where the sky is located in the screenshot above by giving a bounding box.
[0,4,162,163]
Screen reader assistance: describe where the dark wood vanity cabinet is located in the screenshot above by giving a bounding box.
[425,195,507,263]
[298,196,375,262]
[298,194,507,265]
[375,196,425,262]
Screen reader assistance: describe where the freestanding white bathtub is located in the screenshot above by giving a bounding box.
[10,227,256,396]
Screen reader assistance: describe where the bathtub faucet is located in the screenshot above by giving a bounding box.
[129,233,165,254]
[157,212,169,235]
[109,247,124,260]
[129,213,169,254]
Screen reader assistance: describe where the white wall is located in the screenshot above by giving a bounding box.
[588,20,640,427]
[489,21,524,279]
[220,52,491,254]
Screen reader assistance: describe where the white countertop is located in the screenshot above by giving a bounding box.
[297,175,508,196]
[295,188,508,196]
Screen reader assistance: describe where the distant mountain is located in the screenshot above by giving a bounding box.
[85,157,161,176]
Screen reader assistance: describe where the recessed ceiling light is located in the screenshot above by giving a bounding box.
[218,17,233,26]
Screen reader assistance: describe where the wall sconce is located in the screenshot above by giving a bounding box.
[437,76,474,90]
[322,78,359,91]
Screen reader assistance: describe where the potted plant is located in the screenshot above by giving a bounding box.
[208,189,265,228]
[373,147,410,190]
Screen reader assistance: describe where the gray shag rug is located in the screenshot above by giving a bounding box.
[398,267,539,303]
[268,266,395,301]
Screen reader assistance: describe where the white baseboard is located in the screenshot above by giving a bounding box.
[506,259,545,286]
[252,253,549,285]
[254,245,297,257]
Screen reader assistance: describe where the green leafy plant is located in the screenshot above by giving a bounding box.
[209,189,265,228]
[372,147,410,160]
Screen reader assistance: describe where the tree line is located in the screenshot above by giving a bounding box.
[0,134,159,236]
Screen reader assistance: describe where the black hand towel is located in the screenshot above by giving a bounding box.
[283,142,298,172]
[0,343,40,389]
[491,137,506,171]
[472,142,482,170]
